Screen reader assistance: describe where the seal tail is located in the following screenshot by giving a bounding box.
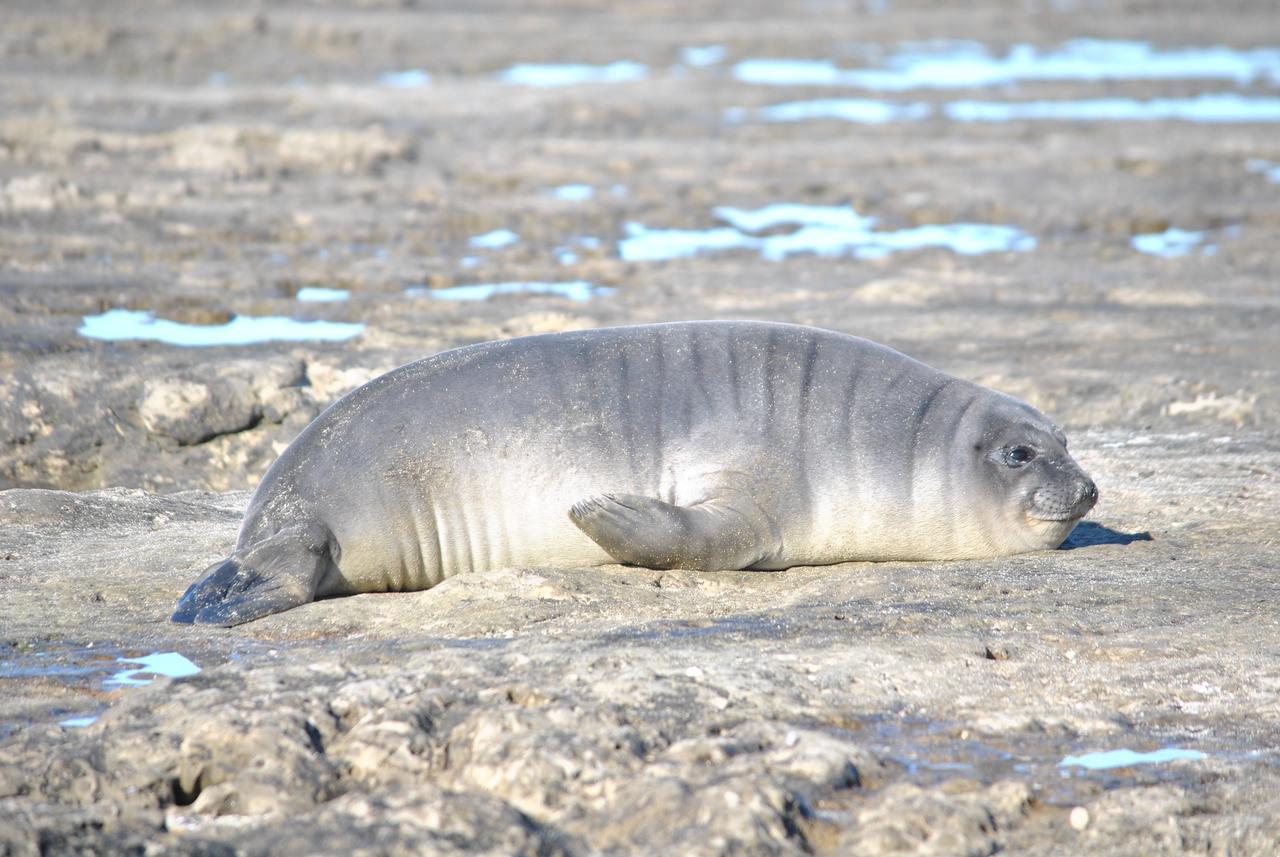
[171,522,333,626]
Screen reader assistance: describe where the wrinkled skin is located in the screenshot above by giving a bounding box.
[174,321,1097,626]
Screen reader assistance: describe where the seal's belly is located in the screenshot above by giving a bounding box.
[327,441,656,593]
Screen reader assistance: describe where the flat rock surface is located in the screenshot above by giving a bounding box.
[2,0,1279,854]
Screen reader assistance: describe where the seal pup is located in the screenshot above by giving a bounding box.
[173,321,1097,626]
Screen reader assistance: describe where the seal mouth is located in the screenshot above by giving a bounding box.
[1027,478,1098,523]
[1025,510,1087,524]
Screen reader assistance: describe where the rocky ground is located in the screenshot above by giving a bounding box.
[2,0,1279,854]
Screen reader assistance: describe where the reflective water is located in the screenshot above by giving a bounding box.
[556,234,603,264]
[733,40,1280,90]
[78,309,364,346]
[619,204,1034,262]
[469,228,520,249]
[682,45,727,68]
[945,94,1280,122]
[1060,748,1206,769]
[295,287,350,302]
[407,280,612,301]
[378,69,431,89]
[106,652,202,688]
[1,646,204,729]
[717,203,875,232]
[500,61,647,87]
[1131,228,1212,257]
[1247,158,1280,182]
[620,224,754,261]
[756,98,931,124]
[550,184,595,201]
[748,94,1280,124]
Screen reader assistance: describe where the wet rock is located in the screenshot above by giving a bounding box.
[202,786,583,857]
[837,781,1032,856]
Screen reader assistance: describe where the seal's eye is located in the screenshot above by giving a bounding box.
[1005,446,1037,467]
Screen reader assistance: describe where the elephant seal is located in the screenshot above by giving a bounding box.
[173,321,1097,626]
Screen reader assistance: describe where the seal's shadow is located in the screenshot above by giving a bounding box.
[1059,521,1153,550]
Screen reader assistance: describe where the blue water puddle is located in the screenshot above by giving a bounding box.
[945,94,1280,122]
[682,45,727,68]
[733,40,1280,90]
[549,184,595,201]
[1131,228,1215,257]
[0,646,203,729]
[555,235,603,264]
[295,286,350,302]
[1060,748,1206,769]
[78,309,364,346]
[619,203,1035,262]
[407,280,612,301]
[469,228,520,249]
[745,94,1280,124]
[755,98,931,124]
[378,69,431,89]
[1246,158,1280,182]
[105,652,202,688]
[500,61,647,87]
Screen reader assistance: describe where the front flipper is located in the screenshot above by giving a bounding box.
[568,493,780,570]
[171,522,333,626]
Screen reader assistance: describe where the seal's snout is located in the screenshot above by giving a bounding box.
[1074,477,1099,516]
[1029,473,1098,522]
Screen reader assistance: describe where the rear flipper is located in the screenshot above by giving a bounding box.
[569,493,780,570]
[172,522,333,626]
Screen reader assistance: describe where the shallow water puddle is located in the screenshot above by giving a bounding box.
[407,280,612,301]
[1,646,202,730]
[548,184,595,201]
[500,61,647,87]
[555,235,603,265]
[745,94,1280,124]
[619,203,1034,262]
[378,69,431,89]
[78,309,364,346]
[1246,159,1280,182]
[295,287,350,302]
[682,45,727,68]
[733,40,1280,90]
[1131,228,1214,257]
[944,94,1280,122]
[750,98,930,124]
[1059,748,1206,769]
[105,652,202,688]
[469,228,520,249]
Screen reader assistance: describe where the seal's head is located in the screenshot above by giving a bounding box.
[969,395,1098,553]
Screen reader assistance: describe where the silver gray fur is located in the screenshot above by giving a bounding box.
[173,321,1097,626]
